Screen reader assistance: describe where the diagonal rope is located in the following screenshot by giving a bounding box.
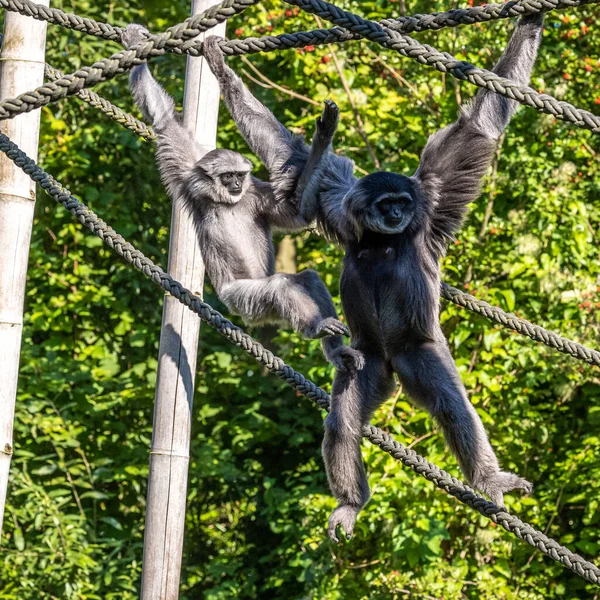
[1,129,599,585]
[283,0,600,134]
[441,284,600,367]
[43,62,155,141]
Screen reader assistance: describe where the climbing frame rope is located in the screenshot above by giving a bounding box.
[1,0,600,586]
[1,130,599,585]
[0,0,599,135]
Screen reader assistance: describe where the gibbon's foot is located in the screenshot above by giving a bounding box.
[474,471,533,508]
[307,317,349,338]
[328,346,365,374]
[328,505,360,543]
[121,23,150,49]
[202,35,227,77]
[317,100,339,138]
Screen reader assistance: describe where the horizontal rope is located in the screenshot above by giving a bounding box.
[283,0,600,134]
[382,0,599,33]
[0,0,257,43]
[0,0,122,40]
[0,0,260,120]
[2,0,596,43]
[221,0,598,54]
[0,0,598,137]
[1,132,599,586]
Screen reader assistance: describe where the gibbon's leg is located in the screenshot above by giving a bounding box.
[324,354,395,542]
[296,100,339,222]
[219,271,347,338]
[391,341,532,507]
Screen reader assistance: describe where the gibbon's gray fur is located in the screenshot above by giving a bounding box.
[121,24,354,369]
[203,12,543,541]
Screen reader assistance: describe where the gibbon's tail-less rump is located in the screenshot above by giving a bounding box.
[121,24,353,370]
[203,13,543,542]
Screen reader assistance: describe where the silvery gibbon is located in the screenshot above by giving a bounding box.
[122,24,363,371]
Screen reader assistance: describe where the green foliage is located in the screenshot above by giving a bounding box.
[1,1,600,598]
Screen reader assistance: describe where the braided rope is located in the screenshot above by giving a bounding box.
[2,0,596,42]
[442,284,600,367]
[43,63,155,141]
[0,0,599,136]
[382,0,598,33]
[1,131,599,585]
[0,0,122,40]
[0,0,258,43]
[0,0,260,120]
[283,0,600,134]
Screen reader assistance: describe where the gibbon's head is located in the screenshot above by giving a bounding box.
[196,149,253,204]
[343,172,423,238]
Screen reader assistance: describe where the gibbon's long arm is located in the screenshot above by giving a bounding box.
[413,13,543,255]
[123,25,203,200]
[203,37,302,181]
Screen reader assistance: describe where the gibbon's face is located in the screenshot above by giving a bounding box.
[218,171,248,197]
[372,192,415,234]
[345,172,418,236]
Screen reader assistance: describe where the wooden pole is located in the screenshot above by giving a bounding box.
[140,3,225,598]
[0,2,49,537]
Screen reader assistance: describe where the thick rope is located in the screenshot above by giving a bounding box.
[0,0,261,120]
[223,0,600,54]
[0,0,599,136]
[442,284,600,367]
[43,63,155,141]
[2,0,596,42]
[0,30,153,141]
[1,131,598,585]
[0,0,257,43]
[382,0,598,33]
[283,0,600,134]
[0,0,122,40]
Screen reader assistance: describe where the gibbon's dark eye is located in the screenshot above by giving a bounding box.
[220,173,233,184]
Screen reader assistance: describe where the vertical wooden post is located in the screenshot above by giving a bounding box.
[0,3,49,537]
[140,3,225,598]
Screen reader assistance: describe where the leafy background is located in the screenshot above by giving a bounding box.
[1,0,599,598]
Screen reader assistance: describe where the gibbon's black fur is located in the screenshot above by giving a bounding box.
[203,13,543,541]
[122,24,358,370]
